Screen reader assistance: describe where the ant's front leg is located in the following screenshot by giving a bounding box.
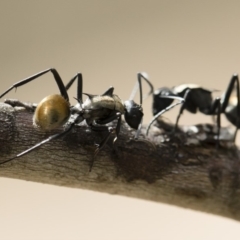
[146,95,184,136]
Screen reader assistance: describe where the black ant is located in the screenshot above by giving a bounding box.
[0,68,154,171]
[146,75,240,143]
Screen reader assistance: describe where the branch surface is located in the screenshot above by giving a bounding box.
[1,101,240,221]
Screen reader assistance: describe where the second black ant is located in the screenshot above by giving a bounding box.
[146,75,240,144]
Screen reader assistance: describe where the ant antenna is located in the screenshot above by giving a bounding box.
[129,72,154,104]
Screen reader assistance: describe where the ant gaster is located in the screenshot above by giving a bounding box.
[146,75,240,143]
[0,68,153,171]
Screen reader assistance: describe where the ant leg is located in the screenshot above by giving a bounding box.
[93,116,121,149]
[215,98,221,146]
[89,126,114,172]
[0,68,69,101]
[89,128,113,172]
[96,112,122,144]
[234,76,240,140]
[89,113,121,172]
[207,97,222,146]
[65,73,83,103]
[221,75,239,110]
[221,75,240,141]
[129,72,154,104]
[146,95,184,136]
[0,123,75,166]
[174,89,191,130]
[135,116,143,139]
[201,97,222,146]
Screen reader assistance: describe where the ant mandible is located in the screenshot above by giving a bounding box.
[0,68,153,171]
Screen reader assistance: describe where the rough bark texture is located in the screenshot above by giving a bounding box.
[0,101,240,221]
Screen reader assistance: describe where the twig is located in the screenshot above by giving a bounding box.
[0,101,240,221]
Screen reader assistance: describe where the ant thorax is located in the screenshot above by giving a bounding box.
[82,94,125,113]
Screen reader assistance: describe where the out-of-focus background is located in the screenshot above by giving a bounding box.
[1,1,240,239]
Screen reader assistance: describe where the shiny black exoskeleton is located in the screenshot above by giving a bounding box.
[0,69,153,171]
[147,75,240,142]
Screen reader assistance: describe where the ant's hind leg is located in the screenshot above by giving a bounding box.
[0,123,75,166]
[3,72,84,113]
[134,116,143,139]
[89,124,115,172]
[65,73,83,103]
[0,68,69,101]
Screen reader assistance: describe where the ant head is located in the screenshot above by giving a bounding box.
[124,100,143,129]
[153,87,175,115]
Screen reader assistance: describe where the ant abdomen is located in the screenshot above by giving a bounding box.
[33,94,70,130]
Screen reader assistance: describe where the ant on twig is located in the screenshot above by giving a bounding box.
[0,69,153,171]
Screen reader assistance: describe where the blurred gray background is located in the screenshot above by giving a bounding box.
[0,1,240,239]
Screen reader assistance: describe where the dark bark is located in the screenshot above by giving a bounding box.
[0,101,240,221]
